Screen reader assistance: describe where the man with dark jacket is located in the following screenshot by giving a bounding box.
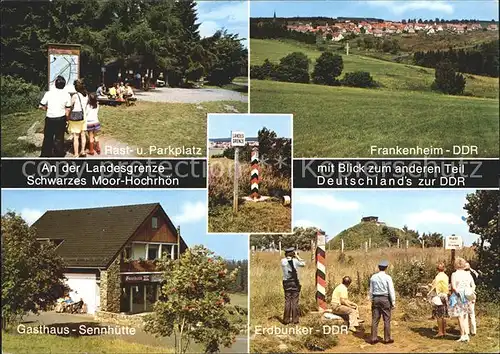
[281,247,305,324]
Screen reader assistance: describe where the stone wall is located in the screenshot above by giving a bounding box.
[95,311,146,328]
[99,258,121,313]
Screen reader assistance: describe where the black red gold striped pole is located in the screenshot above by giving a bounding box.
[316,230,327,311]
[250,147,259,200]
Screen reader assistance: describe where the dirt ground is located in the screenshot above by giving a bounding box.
[250,301,499,353]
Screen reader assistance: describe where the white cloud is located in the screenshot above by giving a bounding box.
[294,219,320,228]
[404,209,462,229]
[197,1,248,24]
[199,20,220,38]
[367,1,454,15]
[295,193,360,212]
[173,201,206,224]
[21,208,43,225]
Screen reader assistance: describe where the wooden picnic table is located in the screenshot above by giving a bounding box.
[97,97,137,106]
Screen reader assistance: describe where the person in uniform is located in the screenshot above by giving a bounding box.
[329,276,362,332]
[369,260,395,344]
[281,247,305,324]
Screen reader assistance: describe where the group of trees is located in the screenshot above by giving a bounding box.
[431,60,467,95]
[223,127,292,179]
[250,227,323,251]
[251,51,377,88]
[414,41,499,77]
[464,190,499,297]
[225,259,248,293]
[1,0,247,90]
[250,21,316,44]
[356,36,400,54]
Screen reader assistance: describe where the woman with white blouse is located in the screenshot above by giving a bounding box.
[449,257,475,342]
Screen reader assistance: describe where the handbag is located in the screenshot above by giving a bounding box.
[69,93,85,121]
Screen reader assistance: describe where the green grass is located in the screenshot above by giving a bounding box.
[2,332,172,353]
[1,100,247,157]
[230,292,249,309]
[204,83,248,95]
[209,202,292,233]
[251,39,499,99]
[251,79,499,158]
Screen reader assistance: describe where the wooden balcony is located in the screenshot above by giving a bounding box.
[120,260,158,272]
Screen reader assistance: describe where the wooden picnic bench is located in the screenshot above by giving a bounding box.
[97,97,137,107]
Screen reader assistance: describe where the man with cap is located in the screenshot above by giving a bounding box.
[369,260,396,344]
[281,247,305,324]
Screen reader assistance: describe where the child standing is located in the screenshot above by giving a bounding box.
[68,79,88,157]
[86,93,101,155]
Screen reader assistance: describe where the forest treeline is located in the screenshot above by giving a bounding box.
[250,22,316,44]
[414,41,499,77]
[0,0,247,90]
[225,259,248,293]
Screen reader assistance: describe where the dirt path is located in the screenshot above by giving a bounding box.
[135,87,247,103]
[252,304,499,353]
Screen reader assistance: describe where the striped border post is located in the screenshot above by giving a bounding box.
[250,147,260,199]
[316,230,327,312]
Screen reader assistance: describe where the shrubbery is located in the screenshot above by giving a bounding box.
[275,52,310,83]
[312,52,343,86]
[341,71,378,88]
[392,258,436,297]
[250,59,279,80]
[254,52,379,88]
[431,60,466,95]
[1,75,42,114]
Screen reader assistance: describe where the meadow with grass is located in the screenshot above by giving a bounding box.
[250,246,499,353]
[208,157,291,233]
[250,39,499,158]
[1,100,247,157]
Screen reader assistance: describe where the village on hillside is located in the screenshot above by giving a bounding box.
[286,19,498,41]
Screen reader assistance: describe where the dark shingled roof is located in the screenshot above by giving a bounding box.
[31,203,182,268]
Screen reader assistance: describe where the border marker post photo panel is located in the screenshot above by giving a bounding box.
[316,230,327,312]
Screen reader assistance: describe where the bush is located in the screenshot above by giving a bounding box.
[312,52,344,86]
[275,52,310,84]
[341,71,378,88]
[249,59,279,80]
[392,258,435,297]
[431,60,466,95]
[185,63,204,82]
[1,75,42,114]
[250,65,265,80]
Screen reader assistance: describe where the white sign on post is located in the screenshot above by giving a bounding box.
[445,235,463,250]
[231,131,245,147]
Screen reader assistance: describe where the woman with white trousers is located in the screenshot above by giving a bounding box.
[449,257,476,342]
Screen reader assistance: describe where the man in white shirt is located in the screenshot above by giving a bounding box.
[281,247,305,324]
[369,260,396,345]
[39,75,71,157]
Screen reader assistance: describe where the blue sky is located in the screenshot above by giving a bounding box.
[208,114,292,139]
[1,190,248,260]
[197,1,249,47]
[293,189,482,246]
[251,1,499,22]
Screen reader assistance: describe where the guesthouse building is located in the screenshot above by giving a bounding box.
[31,203,188,315]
